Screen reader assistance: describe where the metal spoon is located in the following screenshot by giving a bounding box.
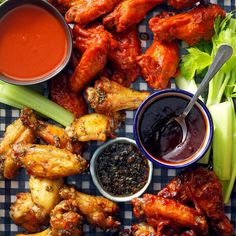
[159,44,233,160]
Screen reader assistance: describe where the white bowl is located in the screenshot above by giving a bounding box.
[90,137,153,202]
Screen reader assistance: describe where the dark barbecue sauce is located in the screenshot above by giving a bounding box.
[96,142,149,197]
[139,96,206,163]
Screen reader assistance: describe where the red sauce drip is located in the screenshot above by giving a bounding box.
[0,4,67,81]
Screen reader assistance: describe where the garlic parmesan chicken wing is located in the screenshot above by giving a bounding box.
[20,108,84,154]
[10,192,48,233]
[65,0,120,25]
[50,73,88,118]
[86,77,150,115]
[132,194,208,235]
[149,4,225,45]
[59,186,120,230]
[137,40,179,89]
[0,118,35,179]
[103,0,165,32]
[108,26,141,87]
[50,200,83,236]
[12,144,88,178]
[167,0,199,10]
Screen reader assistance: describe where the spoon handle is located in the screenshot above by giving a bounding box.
[182,44,233,118]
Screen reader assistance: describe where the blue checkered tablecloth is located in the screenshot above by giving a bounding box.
[1,1,236,235]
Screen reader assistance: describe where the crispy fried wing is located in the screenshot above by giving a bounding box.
[71,113,118,142]
[0,118,35,179]
[20,108,84,154]
[10,192,48,233]
[149,4,225,45]
[103,0,165,32]
[29,176,63,214]
[12,144,88,178]
[59,186,120,230]
[132,194,208,235]
[108,26,141,87]
[50,73,88,118]
[16,228,52,236]
[137,40,179,89]
[86,77,150,115]
[167,0,199,10]
[65,0,120,25]
[131,222,157,236]
[70,45,108,93]
[50,200,83,236]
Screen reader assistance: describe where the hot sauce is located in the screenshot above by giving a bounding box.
[0,4,68,81]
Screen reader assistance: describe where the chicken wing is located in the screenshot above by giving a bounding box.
[0,118,35,179]
[71,113,119,142]
[108,26,141,87]
[20,108,84,154]
[50,73,88,118]
[16,229,52,236]
[132,194,208,235]
[70,45,108,93]
[65,0,120,25]
[149,4,225,45]
[29,176,63,214]
[167,0,199,10]
[137,40,179,89]
[59,185,120,230]
[86,77,150,115]
[10,192,48,233]
[50,200,83,236]
[103,0,165,32]
[131,222,157,236]
[12,144,88,178]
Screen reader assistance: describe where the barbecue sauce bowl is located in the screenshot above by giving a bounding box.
[134,90,213,168]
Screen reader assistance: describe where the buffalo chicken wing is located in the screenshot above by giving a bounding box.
[149,4,225,45]
[86,77,150,115]
[59,185,120,230]
[167,0,199,10]
[137,40,179,89]
[103,0,165,32]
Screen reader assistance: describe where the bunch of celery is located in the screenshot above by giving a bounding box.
[0,80,74,127]
[176,14,236,203]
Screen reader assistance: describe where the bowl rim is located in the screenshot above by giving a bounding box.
[133,89,214,169]
[0,0,72,85]
[90,137,153,202]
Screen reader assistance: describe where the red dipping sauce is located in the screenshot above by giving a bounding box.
[0,4,68,81]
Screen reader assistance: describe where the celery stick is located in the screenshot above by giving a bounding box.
[0,81,74,127]
[209,101,233,181]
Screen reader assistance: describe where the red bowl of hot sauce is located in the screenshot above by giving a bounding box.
[0,0,72,85]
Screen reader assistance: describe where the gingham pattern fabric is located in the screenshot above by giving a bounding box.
[1,1,236,235]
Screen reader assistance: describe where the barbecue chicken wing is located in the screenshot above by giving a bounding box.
[0,118,35,179]
[59,185,120,230]
[86,77,150,115]
[50,200,83,236]
[29,176,63,214]
[149,4,225,45]
[70,113,119,142]
[16,229,51,236]
[103,0,165,32]
[108,26,141,87]
[10,192,48,233]
[50,73,88,118]
[12,144,88,178]
[132,194,208,235]
[65,0,120,25]
[20,108,84,154]
[137,40,179,89]
[167,0,199,10]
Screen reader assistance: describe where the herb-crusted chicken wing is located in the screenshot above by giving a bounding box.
[12,144,88,178]
[103,0,165,32]
[59,186,120,230]
[65,0,120,25]
[137,40,179,89]
[149,4,225,45]
[86,77,150,115]
[132,194,208,235]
